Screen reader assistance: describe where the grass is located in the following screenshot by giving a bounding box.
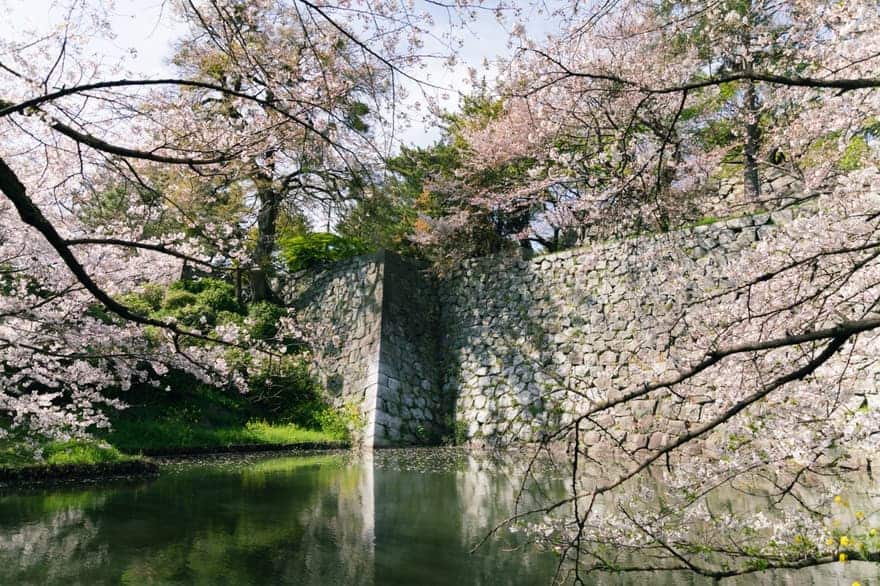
[43,441,133,465]
[104,419,345,454]
[0,437,134,468]
[1,378,349,469]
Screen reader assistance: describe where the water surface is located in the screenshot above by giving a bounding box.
[0,449,873,585]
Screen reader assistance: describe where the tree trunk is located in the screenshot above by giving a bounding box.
[250,185,280,303]
[235,266,243,307]
[743,77,762,201]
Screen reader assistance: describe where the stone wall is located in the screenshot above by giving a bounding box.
[438,211,796,449]
[374,252,446,445]
[285,251,445,446]
[286,205,875,450]
[286,254,385,445]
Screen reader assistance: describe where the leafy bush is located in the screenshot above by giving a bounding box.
[167,303,217,327]
[217,310,245,327]
[44,440,129,465]
[162,289,198,310]
[245,357,319,421]
[101,277,339,445]
[191,279,240,312]
[0,435,131,466]
[116,293,154,317]
[313,402,361,440]
[139,284,166,312]
[115,278,243,328]
[167,278,239,311]
[278,232,370,272]
[247,301,285,340]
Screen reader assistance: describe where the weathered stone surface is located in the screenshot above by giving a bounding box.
[281,204,876,456]
[284,251,445,447]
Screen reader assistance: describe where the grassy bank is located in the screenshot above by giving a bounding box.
[97,380,349,456]
[0,438,159,485]
[0,437,136,468]
[105,419,345,454]
[1,362,350,476]
[0,417,344,484]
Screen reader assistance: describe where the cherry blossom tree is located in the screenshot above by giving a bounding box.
[417,0,880,251]
[0,0,497,441]
[2,0,880,581]
[444,0,880,581]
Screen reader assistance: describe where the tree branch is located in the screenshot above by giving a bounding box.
[0,156,244,349]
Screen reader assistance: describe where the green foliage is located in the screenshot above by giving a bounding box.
[244,357,320,420]
[162,289,198,310]
[116,293,154,317]
[336,191,419,254]
[216,310,245,327]
[454,419,468,445]
[345,100,370,133]
[274,209,312,243]
[139,284,165,311]
[116,278,244,329]
[803,131,875,172]
[442,415,468,445]
[0,435,131,467]
[311,402,361,441]
[839,135,870,171]
[103,376,348,453]
[278,232,370,272]
[88,275,349,455]
[84,302,115,324]
[106,418,342,452]
[688,215,722,228]
[444,92,506,149]
[695,119,737,150]
[43,441,130,465]
[180,279,240,312]
[247,301,285,340]
[76,184,165,238]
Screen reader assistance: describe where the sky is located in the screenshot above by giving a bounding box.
[4,0,183,77]
[3,0,555,147]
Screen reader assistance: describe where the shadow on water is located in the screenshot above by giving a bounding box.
[0,449,875,585]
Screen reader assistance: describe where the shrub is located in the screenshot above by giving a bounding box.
[216,310,245,327]
[44,440,128,465]
[162,289,198,310]
[247,301,285,340]
[170,303,217,327]
[192,279,240,313]
[278,232,370,272]
[245,357,319,421]
[139,283,166,312]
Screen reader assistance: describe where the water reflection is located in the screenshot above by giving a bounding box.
[0,449,875,585]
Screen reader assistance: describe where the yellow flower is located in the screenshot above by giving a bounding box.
[827,537,836,546]
[852,581,861,586]
[839,553,847,562]
[835,495,843,504]
[870,528,877,537]
[840,535,851,547]
[856,511,865,521]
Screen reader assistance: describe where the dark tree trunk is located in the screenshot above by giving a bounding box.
[250,184,280,303]
[235,266,243,306]
[743,76,762,201]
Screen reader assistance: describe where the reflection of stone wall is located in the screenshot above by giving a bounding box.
[284,251,444,446]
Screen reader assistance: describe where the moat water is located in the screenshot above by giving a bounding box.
[0,449,874,585]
